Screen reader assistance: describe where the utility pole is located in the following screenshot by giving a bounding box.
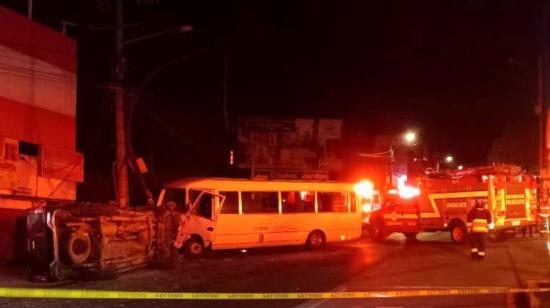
[27,0,32,19]
[542,0,549,175]
[115,0,129,208]
[539,52,546,178]
[223,54,230,133]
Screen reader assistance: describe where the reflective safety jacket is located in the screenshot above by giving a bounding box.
[467,206,492,233]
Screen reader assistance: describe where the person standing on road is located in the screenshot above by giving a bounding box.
[467,200,492,261]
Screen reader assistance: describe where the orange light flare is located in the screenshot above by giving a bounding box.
[355,180,375,213]
[354,180,374,199]
[362,203,372,213]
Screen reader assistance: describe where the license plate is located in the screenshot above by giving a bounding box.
[512,220,520,226]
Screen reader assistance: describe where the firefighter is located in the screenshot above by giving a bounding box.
[467,200,492,261]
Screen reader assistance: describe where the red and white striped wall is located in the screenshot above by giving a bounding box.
[0,5,77,150]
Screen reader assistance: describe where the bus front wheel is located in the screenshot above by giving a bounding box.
[182,236,204,259]
[306,230,326,249]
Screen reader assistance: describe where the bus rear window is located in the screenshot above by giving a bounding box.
[242,191,278,214]
[220,191,239,214]
[281,191,315,213]
[318,192,348,213]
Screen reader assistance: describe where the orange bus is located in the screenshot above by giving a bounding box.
[157,178,364,258]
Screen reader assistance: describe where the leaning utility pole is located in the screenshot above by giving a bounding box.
[115,0,129,208]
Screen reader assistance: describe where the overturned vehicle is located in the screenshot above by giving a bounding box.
[26,202,180,281]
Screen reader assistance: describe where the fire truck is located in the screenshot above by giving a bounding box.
[366,165,539,243]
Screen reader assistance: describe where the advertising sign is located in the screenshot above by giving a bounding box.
[237,118,343,175]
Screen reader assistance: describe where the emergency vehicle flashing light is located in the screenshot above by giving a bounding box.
[397,175,420,199]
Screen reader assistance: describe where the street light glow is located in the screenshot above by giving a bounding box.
[445,155,454,163]
[403,131,417,144]
[179,24,193,33]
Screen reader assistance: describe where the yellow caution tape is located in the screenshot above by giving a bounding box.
[0,287,549,300]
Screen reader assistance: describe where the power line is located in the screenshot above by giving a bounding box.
[136,102,216,157]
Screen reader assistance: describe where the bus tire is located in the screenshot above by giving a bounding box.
[306,230,326,249]
[66,231,92,265]
[450,221,467,244]
[369,219,386,242]
[182,236,204,260]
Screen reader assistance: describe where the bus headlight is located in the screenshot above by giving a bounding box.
[489,222,495,230]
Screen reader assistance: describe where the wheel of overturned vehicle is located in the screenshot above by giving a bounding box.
[450,222,467,244]
[306,230,326,249]
[66,231,91,264]
[183,237,204,260]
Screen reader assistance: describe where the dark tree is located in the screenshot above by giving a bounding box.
[487,120,538,173]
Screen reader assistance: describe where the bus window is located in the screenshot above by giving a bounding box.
[162,188,187,212]
[281,191,315,213]
[192,193,213,220]
[219,191,239,214]
[349,192,357,212]
[318,192,348,213]
[189,189,202,207]
[242,191,278,214]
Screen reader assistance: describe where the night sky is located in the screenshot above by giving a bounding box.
[1,0,542,194]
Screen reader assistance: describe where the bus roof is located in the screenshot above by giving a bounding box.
[164,177,357,191]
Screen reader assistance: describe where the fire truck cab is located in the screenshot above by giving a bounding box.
[366,165,538,243]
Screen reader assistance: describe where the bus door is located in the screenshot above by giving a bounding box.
[179,191,225,248]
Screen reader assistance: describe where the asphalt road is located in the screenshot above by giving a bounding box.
[0,232,548,308]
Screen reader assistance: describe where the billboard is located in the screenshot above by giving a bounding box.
[237,117,343,177]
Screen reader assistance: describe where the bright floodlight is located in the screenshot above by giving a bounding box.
[403,131,416,144]
[445,155,454,163]
[354,180,374,199]
[457,165,464,170]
